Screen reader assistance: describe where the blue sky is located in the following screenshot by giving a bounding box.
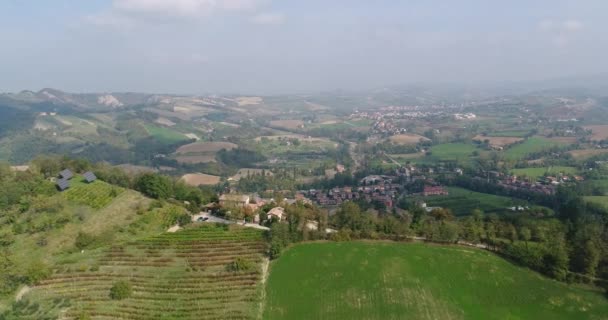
[1,0,607,94]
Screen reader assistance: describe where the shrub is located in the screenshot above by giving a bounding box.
[74,232,97,250]
[109,281,132,300]
[225,258,254,272]
[24,261,51,285]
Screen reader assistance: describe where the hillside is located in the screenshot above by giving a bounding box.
[265,242,608,320]
[22,225,266,320]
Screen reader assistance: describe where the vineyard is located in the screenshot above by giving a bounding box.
[63,178,125,209]
[26,224,267,320]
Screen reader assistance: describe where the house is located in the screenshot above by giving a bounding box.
[267,207,285,221]
[219,194,250,207]
[423,186,449,196]
[59,169,74,180]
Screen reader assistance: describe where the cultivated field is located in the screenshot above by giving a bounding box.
[388,133,430,145]
[264,242,608,320]
[584,125,608,141]
[569,149,608,159]
[181,173,221,186]
[473,135,523,147]
[230,168,274,181]
[236,96,263,106]
[63,178,125,209]
[504,137,565,160]
[175,141,238,154]
[269,120,304,130]
[175,155,217,164]
[27,225,267,320]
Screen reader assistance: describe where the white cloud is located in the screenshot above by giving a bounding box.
[563,19,583,32]
[251,12,285,25]
[113,0,263,17]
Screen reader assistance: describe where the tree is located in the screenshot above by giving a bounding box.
[134,173,173,199]
[519,227,531,249]
[109,281,132,300]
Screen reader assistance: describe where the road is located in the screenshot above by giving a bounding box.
[191,212,270,231]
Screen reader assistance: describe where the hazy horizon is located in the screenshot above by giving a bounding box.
[2,1,608,95]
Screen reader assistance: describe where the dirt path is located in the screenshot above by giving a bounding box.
[15,285,30,301]
[167,225,181,233]
[257,258,270,320]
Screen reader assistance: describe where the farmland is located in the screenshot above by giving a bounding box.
[584,196,608,208]
[511,166,579,180]
[63,177,125,209]
[568,148,608,160]
[25,225,267,320]
[584,125,608,141]
[144,125,189,144]
[264,242,608,320]
[180,173,221,186]
[422,187,521,216]
[175,141,238,154]
[269,120,304,130]
[504,137,566,160]
[388,133,430,145]
[428,143,478,163]
[473,135,523,147]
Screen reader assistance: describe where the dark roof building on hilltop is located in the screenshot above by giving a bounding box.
[56,179,70,191]
[59,169,74,180]
[83,171,97,183]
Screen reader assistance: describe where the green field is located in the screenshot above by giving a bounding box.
[584,196,608,208]
[264,242,608,320]
[428,143,478,163]
[511,166,578,180]
[423,187,521,216]
[504,137,565,160]
[144,125,188,144]
[487,130,531,137]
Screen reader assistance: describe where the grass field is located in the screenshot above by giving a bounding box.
[144,125,188,144]
[511,166,579,180]
[486,130,531,137]
[584,196,608,208]
[422,187,520,216]
[428,143,478,163]
[264,242,608,320]
[25,225,267,320]
[504,137,565,160]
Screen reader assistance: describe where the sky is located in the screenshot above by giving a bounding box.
[1,0,607,94]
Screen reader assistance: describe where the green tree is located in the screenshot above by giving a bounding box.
[134,173,173,199]
[109,281,132,300]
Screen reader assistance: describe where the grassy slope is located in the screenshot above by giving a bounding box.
[504,137,565,160]
[423,187,519,216]
[144,124,188,144]
[429,143,478,162]
[584,196,608,208]
[264,242,608,320]
[511,166,579,180]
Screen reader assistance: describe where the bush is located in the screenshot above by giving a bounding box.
[225,258,254,272]
[176,213,192,227]
[74,232,97,250]
[109,281,132,300]
[24,261,51,285]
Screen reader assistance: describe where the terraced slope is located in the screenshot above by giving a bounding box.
[27,225,267,320]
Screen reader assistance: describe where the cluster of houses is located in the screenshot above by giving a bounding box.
[302,175,405,208]
[494,172,584,195]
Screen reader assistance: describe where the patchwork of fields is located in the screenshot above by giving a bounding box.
[264,242,608,320]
